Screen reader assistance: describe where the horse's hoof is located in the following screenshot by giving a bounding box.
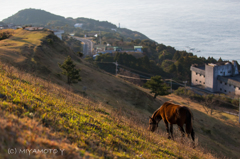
[192,144,196,149]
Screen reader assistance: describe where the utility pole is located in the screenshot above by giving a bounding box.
[183,81,187,94]
[113,61,118,76]
[99,30,101,45]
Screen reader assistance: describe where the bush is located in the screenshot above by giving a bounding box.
[174,87,238,110]
[47,38,53,44]
[0,31,12,40]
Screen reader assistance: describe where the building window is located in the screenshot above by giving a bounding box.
[228,71,231,73]
[200,81,202,83]
[220,88,222,91]
[196,73,198,75]
[225,83,227,85]
[203,82,205,84]
[220,71,222,74]
[229,84,231,87]
[224,90,226,92]
[196,79,198,82]
[234,86,236,89]
[203,75,205,78]
[220,81,222,84]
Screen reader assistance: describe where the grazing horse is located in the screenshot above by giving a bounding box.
[148,101,195,143]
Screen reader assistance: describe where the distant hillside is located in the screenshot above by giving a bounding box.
[2,9,66,26]
[0,22,6,26]
[74,17,117,30]
[1,8,149,40]
[0,28,77,75]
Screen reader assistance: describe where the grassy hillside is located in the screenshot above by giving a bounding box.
[0,61,215,158]
[0,29,239,158]
[0,28,77,75]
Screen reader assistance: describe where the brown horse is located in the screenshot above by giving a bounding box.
[148,101,195,143]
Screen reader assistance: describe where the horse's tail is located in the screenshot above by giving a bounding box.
[185,107,193,134]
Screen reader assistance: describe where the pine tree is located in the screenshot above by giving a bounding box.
[218,57,223,62]
[144,75,170,99]
[59,56,81,85]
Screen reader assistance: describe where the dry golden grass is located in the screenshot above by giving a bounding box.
[0,63,215,158]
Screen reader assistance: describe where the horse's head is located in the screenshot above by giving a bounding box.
[148,116,158,132]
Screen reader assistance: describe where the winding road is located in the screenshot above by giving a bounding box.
[72,36,93,57]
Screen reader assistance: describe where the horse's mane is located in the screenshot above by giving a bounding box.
[164,101,174,106]
[152,107,160,118]
[152,101,174,118]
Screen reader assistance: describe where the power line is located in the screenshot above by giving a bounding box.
[118,64,155,77]
[117,74,151,80]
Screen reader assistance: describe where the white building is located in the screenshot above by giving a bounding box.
[24,27,44,31]
[74,23,83,28]
[52,30,64,40]
[190,61,240,95]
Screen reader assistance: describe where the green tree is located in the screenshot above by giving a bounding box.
[77,52,84,58]
[144,75,170,99]
[169,64,176,72]
[218,57,223,62]
[59,56,81,84]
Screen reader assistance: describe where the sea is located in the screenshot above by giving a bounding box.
[2,0,240,62]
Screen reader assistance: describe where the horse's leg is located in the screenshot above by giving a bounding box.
[191,128,195,141]
[178,125,185,137]
[164,120,170,139]
[191,128,195,148]
[170,124,174,140]
[178,125,185,143]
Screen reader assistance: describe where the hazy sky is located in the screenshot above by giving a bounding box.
[1,0,147,22]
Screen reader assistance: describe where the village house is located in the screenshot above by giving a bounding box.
[74,23,83,28]
[24,27,44,31]
[95,46,143,54]
[134,46,143,53]
[190,61,240,95]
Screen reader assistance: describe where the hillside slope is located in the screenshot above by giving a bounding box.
[0,28,77,75]
[2,29,240,158]
[0,63,216,158]
[0,29,217,158]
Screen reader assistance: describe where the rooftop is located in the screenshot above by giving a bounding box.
[25,27,44,31]
[134,46,143,49]
[190,64,205,75]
